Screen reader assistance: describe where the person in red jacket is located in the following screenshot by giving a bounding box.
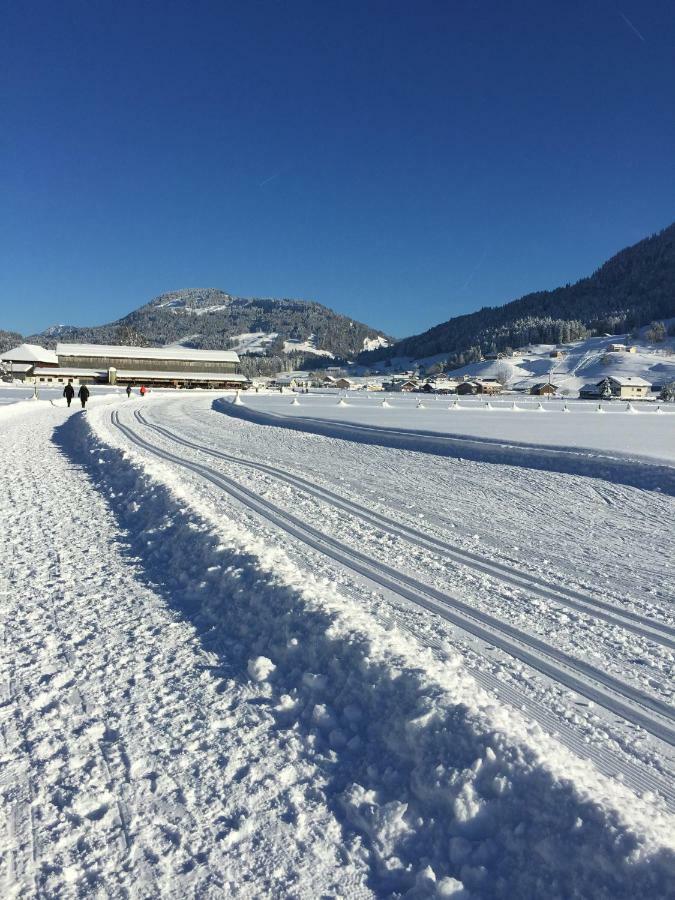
[140,385,147,397]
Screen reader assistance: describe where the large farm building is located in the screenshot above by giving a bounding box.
[1,343,249,389]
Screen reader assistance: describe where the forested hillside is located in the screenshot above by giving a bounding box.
[25,289,390,366]
[361,223,675,366]
[0,330,23,354]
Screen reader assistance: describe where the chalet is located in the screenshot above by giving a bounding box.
[384,378,418,392]
[456,380,503,395]
[605,376,651,399]
[608,343,627,353]
[333,377,353,390]
[476,380,502,395]
[549,350,565,359]
[530,383,558,396]
[457,381,479,395]
[579,383,602,400]
[311,373,336,386]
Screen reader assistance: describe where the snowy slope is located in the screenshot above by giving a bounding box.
[282,334,335,358]
[1,396,674,896]
[366,332,675,395]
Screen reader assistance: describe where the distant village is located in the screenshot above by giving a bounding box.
[1,338,673,401]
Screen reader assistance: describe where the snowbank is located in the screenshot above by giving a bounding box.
[54,410,675,897]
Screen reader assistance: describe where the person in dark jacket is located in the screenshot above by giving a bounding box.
[78,384,90,408]
[63,380,75,407]
[126,384,132,398]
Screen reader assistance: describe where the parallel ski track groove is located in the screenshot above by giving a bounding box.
[142,408,675,650]
[110,410,675,751]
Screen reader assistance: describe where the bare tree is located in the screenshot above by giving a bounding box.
[494,361,514,386]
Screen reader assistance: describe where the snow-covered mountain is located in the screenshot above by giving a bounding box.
[25,288,391,363]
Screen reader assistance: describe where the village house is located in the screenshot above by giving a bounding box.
[456,381,480,395]
[275,371,312,388]
[579,383,604,399]
[456,380,502,396]
[333,377,354,390]
[383,377,418,392]
[605,376,651,399]
[549,350,565,359]
[311,373,336,387]
[530,382,558,396]
[417,380,458,394]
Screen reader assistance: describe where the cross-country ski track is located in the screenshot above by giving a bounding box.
[107,405,675,800]
[3,392,675,897]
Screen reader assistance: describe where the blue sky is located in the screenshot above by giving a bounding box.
[2,0,674,338]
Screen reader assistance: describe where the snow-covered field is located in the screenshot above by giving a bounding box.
[1,393,674,897]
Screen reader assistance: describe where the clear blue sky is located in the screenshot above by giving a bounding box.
[2,0,674,338]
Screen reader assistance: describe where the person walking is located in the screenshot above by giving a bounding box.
[78,384,90,409]
[140,385,147,398]
[126,384,132,399]
[63,379,75,407]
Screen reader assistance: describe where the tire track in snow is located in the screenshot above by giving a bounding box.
[137,409,675,651]
[111,410,675,752]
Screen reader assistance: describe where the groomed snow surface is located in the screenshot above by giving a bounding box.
[1,392,674,897]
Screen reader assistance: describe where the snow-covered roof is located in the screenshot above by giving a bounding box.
[276,371,311,383]
[56,343,240,363]
[1,343,59,364]
[115,370,249,382]
[606,376,651,387]
[5,363,34,373]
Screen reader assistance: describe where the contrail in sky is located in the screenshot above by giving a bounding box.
[259,172,281,188]
[618,10,645,42]
[459,248,488,292]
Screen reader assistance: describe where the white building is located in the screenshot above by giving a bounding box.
[2,342,249,388]
[51,343,247,388]
[1,343,59,380]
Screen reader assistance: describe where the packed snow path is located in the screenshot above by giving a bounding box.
[0,407,372,897]
[2,396,675,897]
